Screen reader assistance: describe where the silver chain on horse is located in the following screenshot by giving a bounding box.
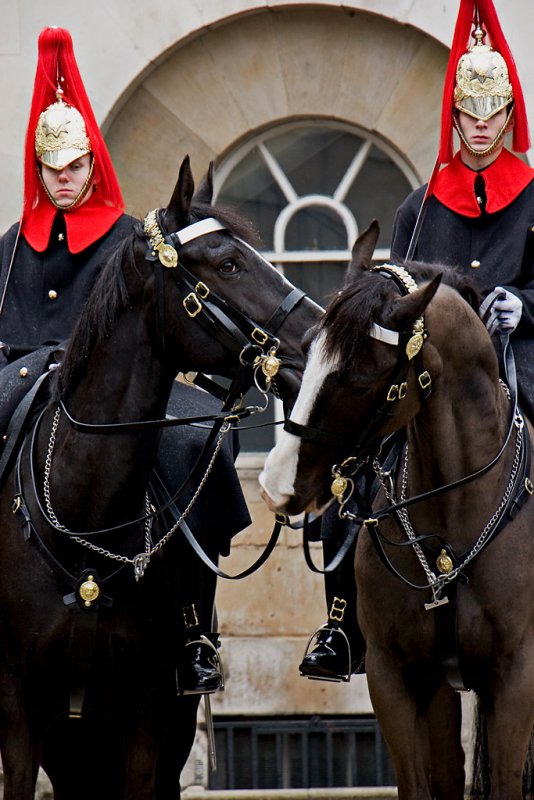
[42,405,231,580]
[373,409,524,609]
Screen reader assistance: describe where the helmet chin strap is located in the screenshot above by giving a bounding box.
[37,155,95,211]
[453,105,514,159]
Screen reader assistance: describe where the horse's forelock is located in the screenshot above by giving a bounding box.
[319,270,389,366]
[318,260,481,369]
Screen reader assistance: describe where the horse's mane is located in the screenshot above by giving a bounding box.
[52,203,262,399]
[319,260,482,367]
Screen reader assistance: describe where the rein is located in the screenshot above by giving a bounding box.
[27,404,234,581]
[57,396,252,434]
[367,406,529,600]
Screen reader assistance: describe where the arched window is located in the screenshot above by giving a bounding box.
[214,121,418,451]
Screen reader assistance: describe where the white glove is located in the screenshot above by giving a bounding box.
[480,286,523,335]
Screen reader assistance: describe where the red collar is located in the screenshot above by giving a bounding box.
[433,150,534,217]
[21,191,123,254]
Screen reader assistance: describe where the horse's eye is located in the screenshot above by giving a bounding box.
[219,260,239,275]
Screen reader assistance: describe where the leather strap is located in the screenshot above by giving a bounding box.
[150,469,284,580]
[0,368,53,491]
[264,287,305,333]
[67,585,100,718]
[434,581,466,690]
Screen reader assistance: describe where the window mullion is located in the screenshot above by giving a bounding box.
[333,139,372,202]
[258,142,298,203]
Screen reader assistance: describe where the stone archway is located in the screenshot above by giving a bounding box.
[105,6,448,218]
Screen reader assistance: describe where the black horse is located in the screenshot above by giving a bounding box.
[0,156,321,799]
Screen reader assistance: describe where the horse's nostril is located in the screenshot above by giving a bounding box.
[260,487,285,512]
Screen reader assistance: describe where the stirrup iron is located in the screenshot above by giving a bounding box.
[176,634,225,696]
[300,622,352,683]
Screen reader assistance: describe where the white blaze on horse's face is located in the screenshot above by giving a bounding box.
[259,330,340,511]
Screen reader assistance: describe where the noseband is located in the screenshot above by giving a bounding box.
[143,209,306,394]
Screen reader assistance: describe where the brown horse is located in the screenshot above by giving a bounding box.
[0,156,321,800]
[260,221,534,800]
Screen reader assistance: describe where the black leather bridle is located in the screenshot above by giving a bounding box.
[284,264,432,461]
[145,209,306,404]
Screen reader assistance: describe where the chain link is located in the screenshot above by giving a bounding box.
[42,405,230,578]
[373,412,524,602]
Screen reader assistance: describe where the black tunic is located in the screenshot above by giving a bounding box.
[391,178,534,418]
[0,214,134,350]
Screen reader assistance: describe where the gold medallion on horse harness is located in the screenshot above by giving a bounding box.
[261,354,281,379]
[79,575,100,608]
[436,549,453,574]
[406,333,424,360]
[331,475,348,500]
[157,243,178,269]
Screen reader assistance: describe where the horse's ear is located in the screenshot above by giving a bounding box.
[164,155,195,230]
[346,220,380,280]
[193,162,214,205]
[391,274,442,328]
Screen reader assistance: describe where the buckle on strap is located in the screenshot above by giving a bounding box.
[387,382,407,402]
[183,293,203,318]
[251,327,269,346]
[195,281,210,299]
[329,596,347,622]
[418,370,432,391]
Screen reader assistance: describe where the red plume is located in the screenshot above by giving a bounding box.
[22,27,124,221]
[439,0,529,164]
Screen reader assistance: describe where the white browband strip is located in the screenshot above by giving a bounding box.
[176,217,226,244]
[370,322,399,346]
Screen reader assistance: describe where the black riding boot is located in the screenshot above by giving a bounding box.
[299,522,365,681]
[176,602,224,695]
[154,380,251,695]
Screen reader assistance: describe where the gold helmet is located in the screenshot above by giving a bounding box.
[454,26,513,121]
[22,27,123,221]
[34,92,92,171]
[438,0,529,164]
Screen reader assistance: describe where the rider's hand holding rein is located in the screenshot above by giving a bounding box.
[482,286,523,335]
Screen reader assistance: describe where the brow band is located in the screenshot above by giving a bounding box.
[370,323,399,346]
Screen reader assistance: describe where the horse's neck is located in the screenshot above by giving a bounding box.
[70,298,172,413]
[403,361,512,529]
[44,310,174,528]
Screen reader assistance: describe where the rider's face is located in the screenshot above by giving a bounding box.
[457,108,509,153]
[40,154,94,207]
